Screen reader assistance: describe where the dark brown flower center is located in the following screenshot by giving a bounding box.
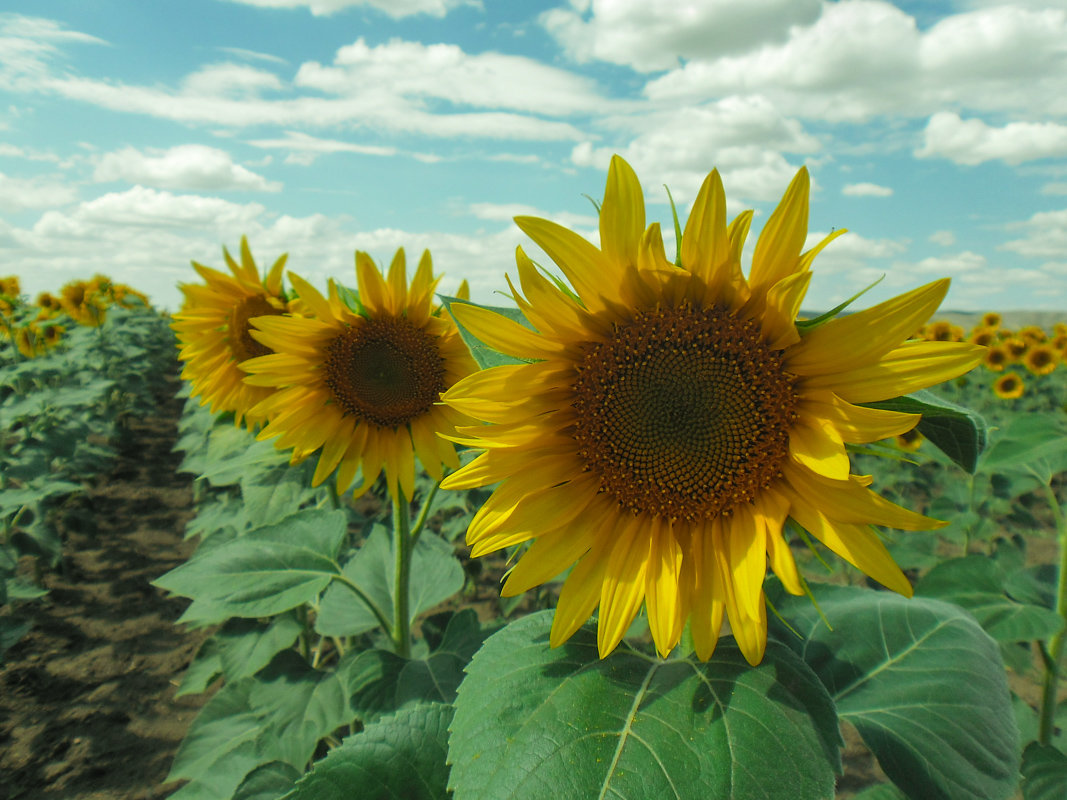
[323,316,445,428]
[571,302,798,522]
[229,295,283,362]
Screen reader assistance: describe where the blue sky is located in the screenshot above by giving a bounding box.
[1,0,1065,313]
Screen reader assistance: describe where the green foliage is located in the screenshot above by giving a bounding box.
[284,703,453,800]
[1021,742,1067,800]
[449,610,841,800]
[772,584,1020,800]
[438,295,531,369]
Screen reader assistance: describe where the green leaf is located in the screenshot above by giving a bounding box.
[217,614,305,682]
[774,584,1020,800]
[397,610,487,707]
[283,703,452,800]
[981,412,1067,478]
[154,510,348,623]
[438,296,531,369]
[862,389,987,474]
[1021,742,1067,800]
[232,762,301,800]
[340,647,407,720]
[849,785,908,800]
[315,525,463,638]
[448,610,840,800]
[915,555,1065,642]
[178,638,224,697]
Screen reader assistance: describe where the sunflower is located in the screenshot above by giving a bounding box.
[1004,337,1028,361]
[994,372,1024,399]
[241,248,478,502]
[968,327,996,347]
[983,345,1009,372]
[0,276,20,299]
[36,292,64,315]
[439,156,984,665]
[925,320,957,341]
[59,279,108,327]
[172,238,291,428]
[1019,325,1048,345]
[1024,344,1058,376]
[981,311,1001,328]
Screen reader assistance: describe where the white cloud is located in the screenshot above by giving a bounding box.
[295,37,608,116]
[221,0,480,18]
[643,2,1067,122]
[468,201,597,230]
[916,112,1067,165]
[247,131,397,165]
[0,171,77,212]
[842,182,892,197]
[1042,182,1067,195]
[929,230,956,246]
[182,62,285,96]
[1000,208,1067,259]
[216,46,289,66]
[569,95,821,205]
[542,0,821,72]
[0,142,62,162]
[93,145,282,191]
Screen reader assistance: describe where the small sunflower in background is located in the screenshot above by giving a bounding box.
[171,237,292,428]
[1003,336,1029,361]
[1018,325,1048,345]
[925,320,959,341]
[440,155,984,665]
[59,279,109,327]
[968,327,996,347]
[994,371,1025,399]
[1024,344,1058,376]
[981,311,1002,328]
[14,321,64,358]
[241,248,478,503]
[36,292,64,316]
[983,345,1010,372]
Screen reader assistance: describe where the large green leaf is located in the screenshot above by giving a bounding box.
[216,614,304,682]
[980,412,1067,480]
[283,703,453,800]
[154,510,348,623]
[397,609,487,707]
[168,650,357,799]
[774,585,1019,800]
[448,610,840,800]
[315,524,463,638]
[915,555,1064,643]
[862,389,986,474]
[1022,742,1067,800]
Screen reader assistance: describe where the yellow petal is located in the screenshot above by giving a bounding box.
[597,515,651,658]
[287,272,336,323]
[762,270,811,350]
[266,253,288,295]
[386,248,407,315]
[789,415,850,480]
[599,155,644,270]
[727,502,768,621]
[312,416,355,487]
[645,518,684,658]
[789,279,950,376]
[501,526,594,596]
[749,167,809,297]
[450,302,561,361]
[514,216,623,313]
[355,251,388,314]
[682,168,729,285]
[758,490,802,596]
[713,521,767,665]
[798,391,920,444]
[550,544,609,648]
[689,521,726,661]
[785,463,944,531]
[805,341,985,403]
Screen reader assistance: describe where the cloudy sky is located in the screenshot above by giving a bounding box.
[1,0,1065,313]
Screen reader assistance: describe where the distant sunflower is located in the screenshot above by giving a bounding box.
[1004,337,1028,361]
[241,249,478,502]
[981,311,1001,328]
[1024,344,1058,376]
[925,321,957,341]
[440,156,984,664]
[60,280,108,327]
[983,345,1009,372]
[171,238,291,428]
[994,372,1024,399]
[1019,325,1048,345]
[968,327,996,347]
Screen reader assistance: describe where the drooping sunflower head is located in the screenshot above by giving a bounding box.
[36,292,64,314]
[994,371,1024,399]
[171,237,291,428]
[440,155,984,664]
[59,279,108,327]
[1024,344,1058,376]
[242,248,478,503]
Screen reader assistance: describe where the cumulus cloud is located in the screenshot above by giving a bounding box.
[643,2,1067,122]
[541,0,821,72]
[1000,208,1067,259]
[842,182,893,197]
[929,230,956,246]
[0,171,77,212]
[916,112,1067,165]
[221,0,479,18]
[93,145,282,191]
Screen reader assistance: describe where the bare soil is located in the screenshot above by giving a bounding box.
[0,370,209,800]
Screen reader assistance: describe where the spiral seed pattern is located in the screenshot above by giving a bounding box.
[571,301,798,521]
[324,316,445,428]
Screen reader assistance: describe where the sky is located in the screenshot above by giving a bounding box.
[1,0,1066,314]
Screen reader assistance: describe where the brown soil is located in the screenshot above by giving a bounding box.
[0,369,209,800]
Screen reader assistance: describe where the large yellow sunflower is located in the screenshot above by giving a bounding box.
[440,156,984,665]
[241,248,478,503]
[172,238,291,428]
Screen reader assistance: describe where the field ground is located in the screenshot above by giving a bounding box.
[0,369,210,800]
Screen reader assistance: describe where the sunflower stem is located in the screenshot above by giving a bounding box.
[409,480,440,547]
[393,489,413,659]
[1038,481,1067,746]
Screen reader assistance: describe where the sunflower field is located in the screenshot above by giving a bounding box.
[2,158,1067,800]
